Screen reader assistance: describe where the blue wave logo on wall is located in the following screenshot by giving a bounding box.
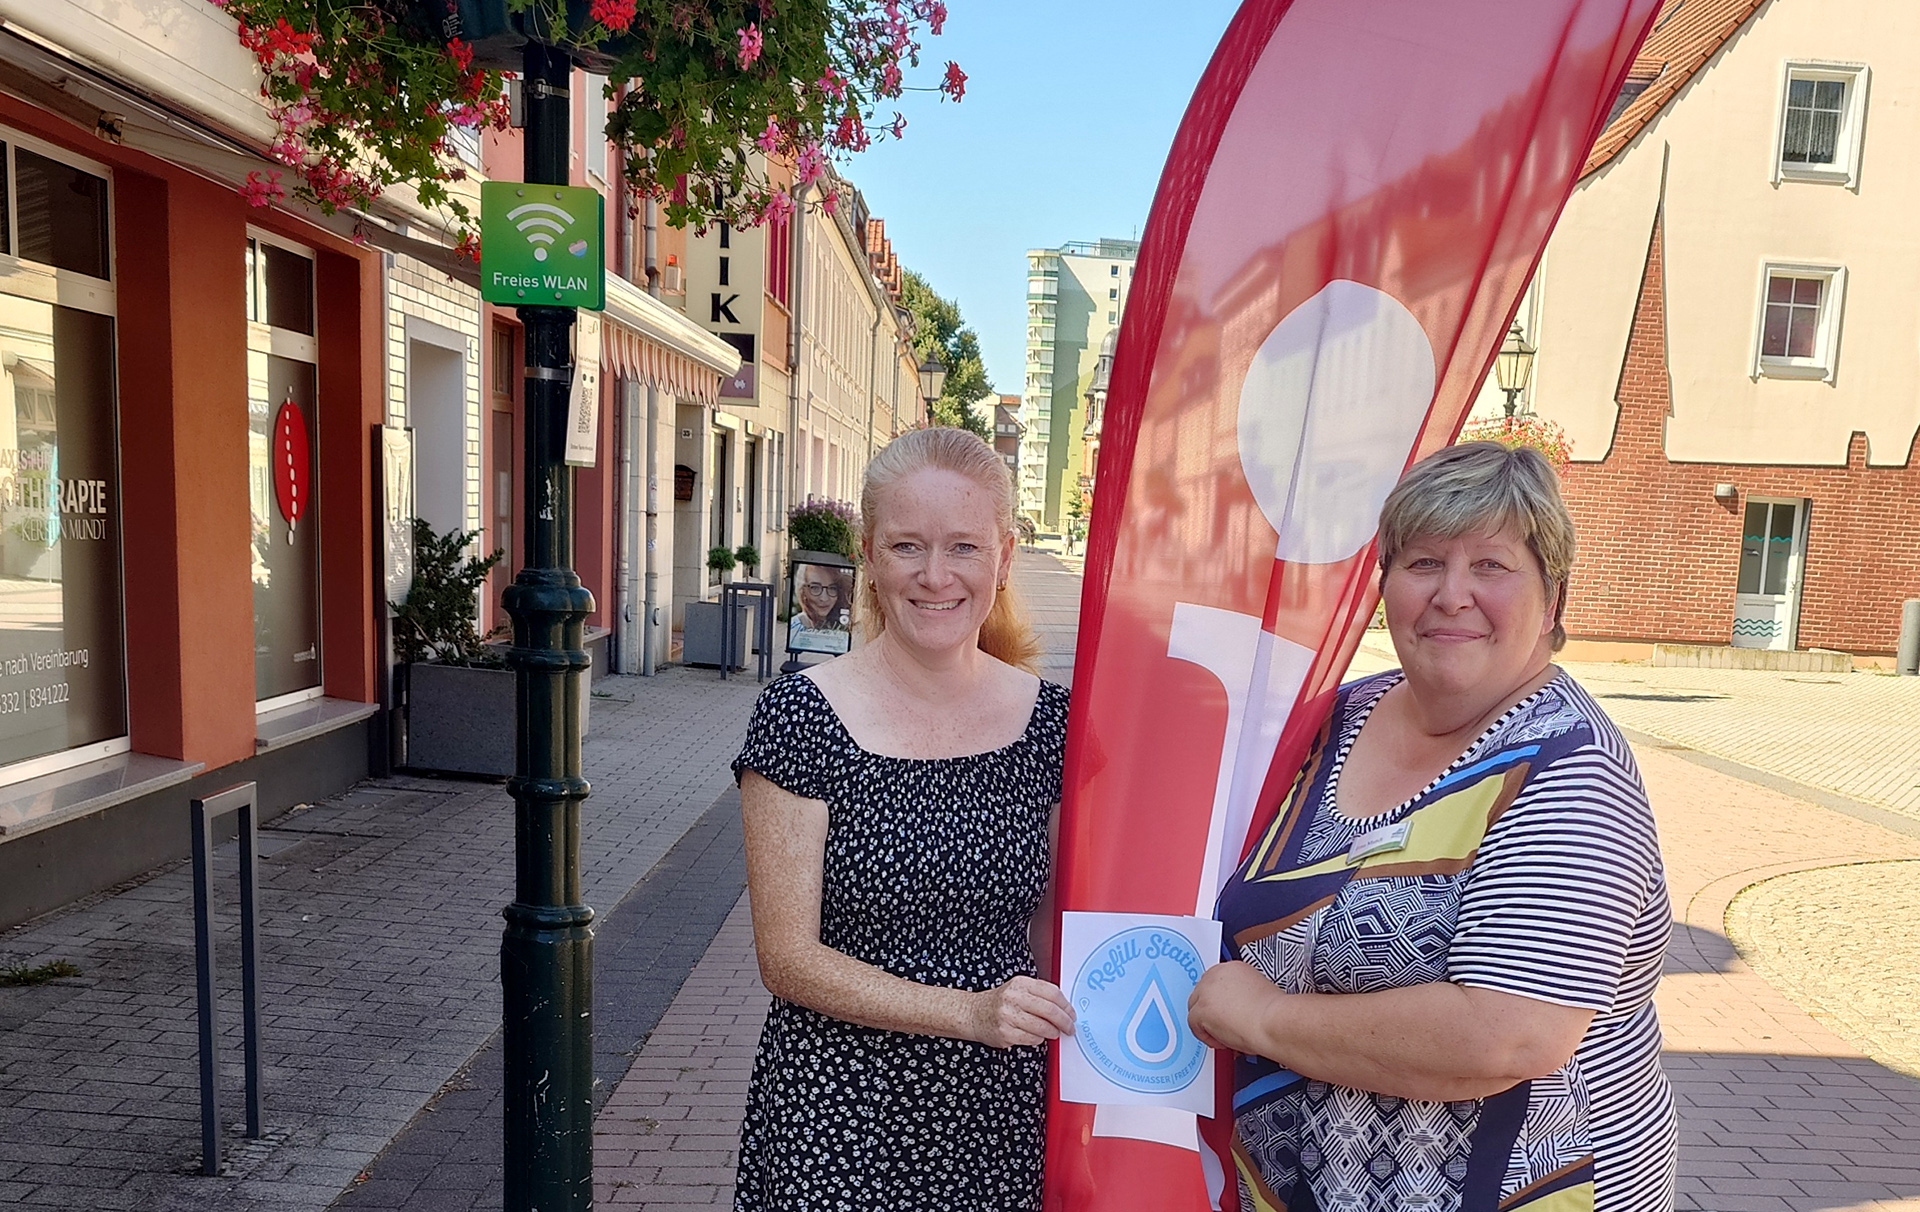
[1069,926,1209,1095]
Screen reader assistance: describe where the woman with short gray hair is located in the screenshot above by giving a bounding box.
[1190,442,1675,1212]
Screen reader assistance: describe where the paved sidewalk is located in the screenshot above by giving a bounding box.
[0,666,761,1211]
[597,552,1920,1212]
[1537,659,1920,825]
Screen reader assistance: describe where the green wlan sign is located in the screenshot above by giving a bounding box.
[480,182,606,311]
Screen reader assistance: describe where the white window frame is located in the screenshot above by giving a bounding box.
[1752,260,1846,382]
[584,73,609,184]
[247,225,325,712]
[1772,61,1869,188]
[0,124,129,785]
[0,127,117,317]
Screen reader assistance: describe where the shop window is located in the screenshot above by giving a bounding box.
[1754,263,1844,380]
[12,148,110,280]
[766,208,792,308]
[709,429,731,585]
[246,233,323,706]
[1774,62,1869,187]
[0,130,126,779]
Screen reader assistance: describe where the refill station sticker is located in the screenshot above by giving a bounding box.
[1059,911,1220,1114]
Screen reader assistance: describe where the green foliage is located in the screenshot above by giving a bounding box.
[0,960,80,986]
[707,545,739,574]
[900,269,991,440]
[207,0,509,235]
[734,544,761,573]
[1066,484,1088,523]
[788,499,860,559]
[392,519,506,667]
[212,0,963,240]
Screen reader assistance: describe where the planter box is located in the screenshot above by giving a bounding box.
[683,601,750,669]
[407,655,593,777]
[407,663,514,777]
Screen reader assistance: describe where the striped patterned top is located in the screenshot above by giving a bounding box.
[1215,669,1675,1212]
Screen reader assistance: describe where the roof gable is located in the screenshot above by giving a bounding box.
[1583,0,1769,177]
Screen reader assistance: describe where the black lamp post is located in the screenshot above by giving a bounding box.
[500,39,596,1212]
[1494,320,1537,419]
[918,352,948,422]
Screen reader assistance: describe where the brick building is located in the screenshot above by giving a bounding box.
[1490,0,1920,656]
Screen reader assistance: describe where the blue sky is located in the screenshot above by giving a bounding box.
[842,0,1242,394]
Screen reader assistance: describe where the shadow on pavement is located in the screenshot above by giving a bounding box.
[1667,1048,1920,1209]
[1599,692,1731,704]
[1665,921,1744,975]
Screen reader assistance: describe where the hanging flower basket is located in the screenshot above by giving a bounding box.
[209,0,965,245]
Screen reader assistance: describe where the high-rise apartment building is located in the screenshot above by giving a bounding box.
[1020,239,1138,529]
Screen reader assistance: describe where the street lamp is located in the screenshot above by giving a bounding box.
[1494,321,1536,419]
[918,352,947,420]
[501,40,596,1212]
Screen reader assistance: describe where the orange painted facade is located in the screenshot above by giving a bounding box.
[0,94,381,775]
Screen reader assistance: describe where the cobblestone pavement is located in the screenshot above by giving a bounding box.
[598,553,1920,1212]
[1554,660,1920,825]
[0,666,760,1211]
[1727,861,1920,1083]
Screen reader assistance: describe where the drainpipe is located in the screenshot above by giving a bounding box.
[612,167,636,674]
[866,308,881,467]
[786,183,808,584]
[890,320,903,436]
[641,194,662,675]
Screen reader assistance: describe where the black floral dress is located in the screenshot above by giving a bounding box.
[731,673,1069,1212]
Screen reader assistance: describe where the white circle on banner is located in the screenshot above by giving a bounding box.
[1237,279,1437,565]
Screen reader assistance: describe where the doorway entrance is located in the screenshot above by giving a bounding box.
[1732,498,1807,651]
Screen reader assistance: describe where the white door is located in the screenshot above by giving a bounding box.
[1731,498,1806,651]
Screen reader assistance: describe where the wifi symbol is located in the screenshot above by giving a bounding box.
[507,201,575,262]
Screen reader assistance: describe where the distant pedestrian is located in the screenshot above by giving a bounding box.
[732,426,1070,1211]
[1189,442,1675,1212]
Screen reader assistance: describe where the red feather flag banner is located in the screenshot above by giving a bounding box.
[1045,2,1661,1210]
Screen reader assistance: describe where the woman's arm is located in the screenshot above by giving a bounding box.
[742,769,1075,1048]
[1187,960,1592,1102]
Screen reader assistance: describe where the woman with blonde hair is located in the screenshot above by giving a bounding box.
[731,426,1072,1211]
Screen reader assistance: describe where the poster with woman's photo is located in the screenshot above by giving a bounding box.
[787,560,855,655]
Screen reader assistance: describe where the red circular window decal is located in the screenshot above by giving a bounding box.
[273,398,310,542]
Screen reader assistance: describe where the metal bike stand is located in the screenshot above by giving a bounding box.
[720,581,776,682]
[190,782,264,1176]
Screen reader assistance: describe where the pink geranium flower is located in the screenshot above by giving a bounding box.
[756,115,782,155]
[238,170,285,208]
[795,141,826,188]
[737,22,763,69]
[759,191,795,227]
[940,61,966,102]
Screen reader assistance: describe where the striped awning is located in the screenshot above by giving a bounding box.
[600,319,726,405]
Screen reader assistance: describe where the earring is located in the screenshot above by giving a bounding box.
[997,581,1007,591]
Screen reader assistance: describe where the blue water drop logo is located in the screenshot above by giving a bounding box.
[1070,925,1209,1095]
[1122,971,1180,1066]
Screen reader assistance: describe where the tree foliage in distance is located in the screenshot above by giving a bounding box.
[899,269,990,440]
[392,519,506,667]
